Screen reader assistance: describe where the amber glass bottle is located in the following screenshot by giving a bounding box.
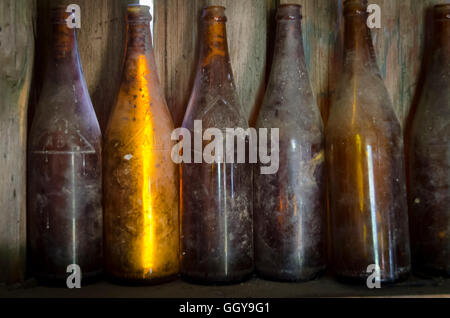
[180,6,253,284]
[408,4,450,277]
[254,4,326,282]
[28,7,102,284]
[326,0,411,284]
[103,5,179,284]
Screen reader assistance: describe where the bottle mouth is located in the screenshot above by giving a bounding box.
[202,6,227,22]
[434,4,450,21]
[343,0,368,16]
[127,4,152,23]
[51,5,74,25]
[277,4,302,20]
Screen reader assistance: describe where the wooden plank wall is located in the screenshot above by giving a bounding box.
[153,0,269,127]
[32,0,448,129]
[154,0,449,127]
[0,0,35,285]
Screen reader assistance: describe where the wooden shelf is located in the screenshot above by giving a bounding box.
[1,275,449,298]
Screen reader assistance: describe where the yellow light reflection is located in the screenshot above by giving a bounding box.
[137,55,154,274]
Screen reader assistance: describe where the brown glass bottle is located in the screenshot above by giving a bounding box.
[28,7,102,284]
[325,0,411,284]
[180,6,253,284]
[408,4,450,278]
[254,4,326,282]
[103,5,179,284]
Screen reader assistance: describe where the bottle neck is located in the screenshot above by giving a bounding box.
[272,15,306,71]
[126,22,153,55]
[197,19,234,87]
[432,19,450,64]
[343,13,378,72]
[46,23,82,81]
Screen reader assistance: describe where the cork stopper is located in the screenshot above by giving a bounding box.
[434,4,450,21]
[127,4,152,24]
[344,0,368,16]
[277,4,302,20]
[202,6,227,22]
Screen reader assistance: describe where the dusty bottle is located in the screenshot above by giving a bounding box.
[325,0,411,284]
[408,4,450,277]
[254,4,326,282]
[28,7,102,284]
[103,5,179,284]
[180,6,253,284]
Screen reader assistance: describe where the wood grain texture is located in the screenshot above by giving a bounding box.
[0,0,35,285]
[277,0,449,126]
[370,0,450,125]
[154,0,268,126]
[153,0,204,127]
[32,0,129,130]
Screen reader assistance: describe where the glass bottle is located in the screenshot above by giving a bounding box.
[103,5,179,284]
[180,6,253,284]
[28,6,102,284]
[254,4,326,282]
[325,0,411,284]
[408,4,450,277]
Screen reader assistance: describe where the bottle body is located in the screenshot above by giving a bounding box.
[326,0,410,284]
[408,4,450,277]
[28,7,102,283]
[103,5,179,284]
[254,5,326,282]
[180,6,254,284]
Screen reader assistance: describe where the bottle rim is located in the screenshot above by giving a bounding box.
[343,0,368,17]
[202,6,227,22]
[434,4,450,21]
[277,4,302,20]
[127,4,152,23]
[51,5,75,25]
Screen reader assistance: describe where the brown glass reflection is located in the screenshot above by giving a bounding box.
[326,0,411,284]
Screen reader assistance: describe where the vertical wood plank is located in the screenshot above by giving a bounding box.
[369,0,449,125]
[154,0,269,126]
[33,0,129,130]
[153,0,205,127]
[0,0,35,285]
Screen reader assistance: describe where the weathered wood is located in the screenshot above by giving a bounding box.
[154,0,268,126]
[371,0,448,125]
[153,0,204,127]
[0,0,35,285]
[276,0,449,126]
[33,0,129,130]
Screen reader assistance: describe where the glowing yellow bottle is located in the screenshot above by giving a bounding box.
[103,5,179,284]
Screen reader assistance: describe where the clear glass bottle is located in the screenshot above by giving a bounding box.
[254,4,326,282]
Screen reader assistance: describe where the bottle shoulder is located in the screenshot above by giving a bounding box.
[30,84,100,147]
[183,88,248,130]
[327,70,400,132]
